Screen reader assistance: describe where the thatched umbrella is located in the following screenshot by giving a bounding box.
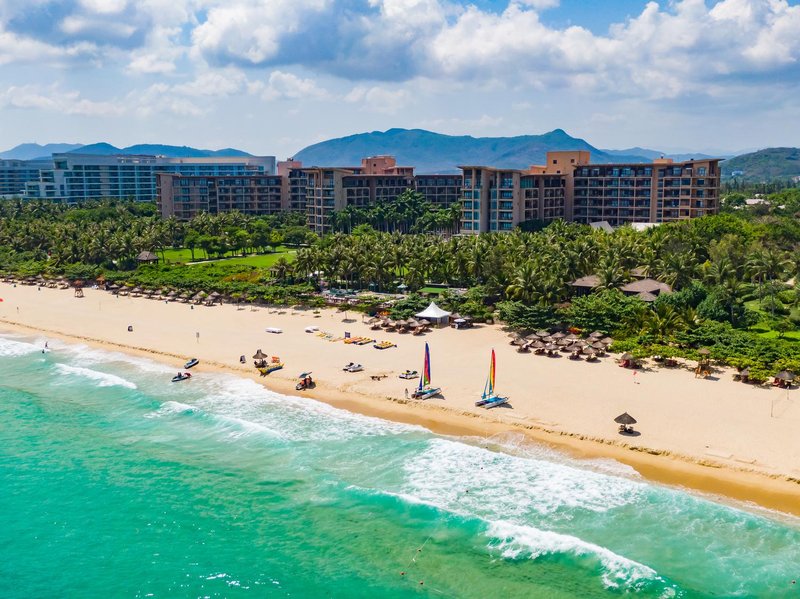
[512,337,528,347]
[536,330,550,338]
[545,343,558,351]
[551,332,566,339]
[525,333,540,341]
[167,290,177,298]
[601,337,614,345]
[532,340,546,349]
[614,412,637,426]
[697,348,711,356]
[740,367,750,378]
[582,346,596,356]
[418,319,431,327]
[565,333,579,341]
[589,331,603,339]
[252,349,267,359]
[775,370,795,382]
[131,287,142,294]
[568,343,584,352]
[591,341,606,350]
[366,316,381,324]
[557,338,572,346]
[620,352,634,361]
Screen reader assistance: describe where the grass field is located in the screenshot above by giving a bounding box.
[161,247,296,267]
[745,299,800,341]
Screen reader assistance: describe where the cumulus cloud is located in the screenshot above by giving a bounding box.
[257,70,329,101]
[0,84,123,116]
[1,0,800,107]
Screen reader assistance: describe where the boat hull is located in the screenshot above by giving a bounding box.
[475,395,508,408]
[412,387,441,400]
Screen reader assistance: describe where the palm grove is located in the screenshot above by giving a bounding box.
[2,189,800,382]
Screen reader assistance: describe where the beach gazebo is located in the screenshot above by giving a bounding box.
[414,302,451,327]
[614,412,637,434]
[137,251,159,265]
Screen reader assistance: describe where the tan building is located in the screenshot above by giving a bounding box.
[459,151,720,233]
[157,173,286,219]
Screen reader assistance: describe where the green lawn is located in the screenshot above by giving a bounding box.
[745,299,800,341]
[161,246,296,267]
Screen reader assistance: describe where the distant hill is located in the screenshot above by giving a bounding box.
[0,143,83,160]
[721,148,800,181]
[69,143,253,158]
[0,142,254,160]
[602,147,725,162]
[294,128,652,173]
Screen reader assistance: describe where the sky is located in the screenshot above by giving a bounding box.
[1,0,799,158]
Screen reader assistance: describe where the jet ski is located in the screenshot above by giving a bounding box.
[184,358,199,369]
[172,372,192,382]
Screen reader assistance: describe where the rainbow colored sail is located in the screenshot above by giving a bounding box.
[418,343,431,391]
[483,349,496,399]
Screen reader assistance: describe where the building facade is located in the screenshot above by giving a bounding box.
[572,158,720,226]
[157,174,286,219]
[459,151,720,233]
[26,153,276,203]
[0,159,52,197]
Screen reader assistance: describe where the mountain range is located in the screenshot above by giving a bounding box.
[0,142,252,161]
[2,130,797,182]
[294,128,662,173]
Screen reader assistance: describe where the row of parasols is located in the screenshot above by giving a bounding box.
[510,329,614,357]
[366,316,432,332]
[2,275,73,289]
[106,285,222,304]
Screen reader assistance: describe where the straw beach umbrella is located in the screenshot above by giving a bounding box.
[614,412,637,429]
[252,349,268,359]
[775,370,795,382]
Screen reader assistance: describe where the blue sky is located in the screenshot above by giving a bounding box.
[1,0,799,158]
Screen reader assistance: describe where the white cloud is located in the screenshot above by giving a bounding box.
[0,84,123,116]
[258,70,328,101]
[345,85,410,113]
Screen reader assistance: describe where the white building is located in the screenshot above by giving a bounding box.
[25,153,276,203]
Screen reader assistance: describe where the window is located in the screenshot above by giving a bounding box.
[698,167,706,176]
[552,159,557,164]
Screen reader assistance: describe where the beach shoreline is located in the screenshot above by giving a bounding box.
[1,282,799,517]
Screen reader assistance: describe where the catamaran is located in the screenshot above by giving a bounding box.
[475,349,509,408]
[412,343,441,400]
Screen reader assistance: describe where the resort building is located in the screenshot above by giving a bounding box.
[458,151,720,233]
[25,153,276,203]
[156,173,286,220]
[459,167,567,233]
[0,159,52,197]
[304,156,461,234]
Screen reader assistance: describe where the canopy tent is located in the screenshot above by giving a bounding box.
[414,302,451,327]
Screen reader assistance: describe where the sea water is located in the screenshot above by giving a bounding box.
[1,333,799,598]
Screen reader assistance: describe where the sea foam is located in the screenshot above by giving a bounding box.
[54,363,138,389]
[0,336,40,357]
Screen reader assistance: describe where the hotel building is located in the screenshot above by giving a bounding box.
[0,159,52,197]
[458,151,720,233]
[26,153,276,203]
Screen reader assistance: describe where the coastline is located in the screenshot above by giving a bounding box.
[1,282,799,517]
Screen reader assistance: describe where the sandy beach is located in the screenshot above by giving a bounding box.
[1,282,799,515]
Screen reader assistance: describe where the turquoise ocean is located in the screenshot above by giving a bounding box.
[1,332,799,598]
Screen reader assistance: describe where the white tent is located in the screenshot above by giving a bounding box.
[415,302,451,326]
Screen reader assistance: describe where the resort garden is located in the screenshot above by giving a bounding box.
[2,190,800,380]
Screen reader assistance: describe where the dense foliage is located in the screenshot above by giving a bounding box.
[2,192,800,378]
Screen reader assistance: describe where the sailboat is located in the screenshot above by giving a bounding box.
[475,349,509,408]
[411,343,441,400]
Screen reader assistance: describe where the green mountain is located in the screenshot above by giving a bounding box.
[721,148,800,181]
[293,128,652,173]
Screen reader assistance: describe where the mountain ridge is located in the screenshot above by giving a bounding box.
[292,128,718,173]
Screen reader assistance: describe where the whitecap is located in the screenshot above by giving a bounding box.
[486,519,660,590]
[400,438,644,519]
[0,336,40,357]
[54,363,138,389]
